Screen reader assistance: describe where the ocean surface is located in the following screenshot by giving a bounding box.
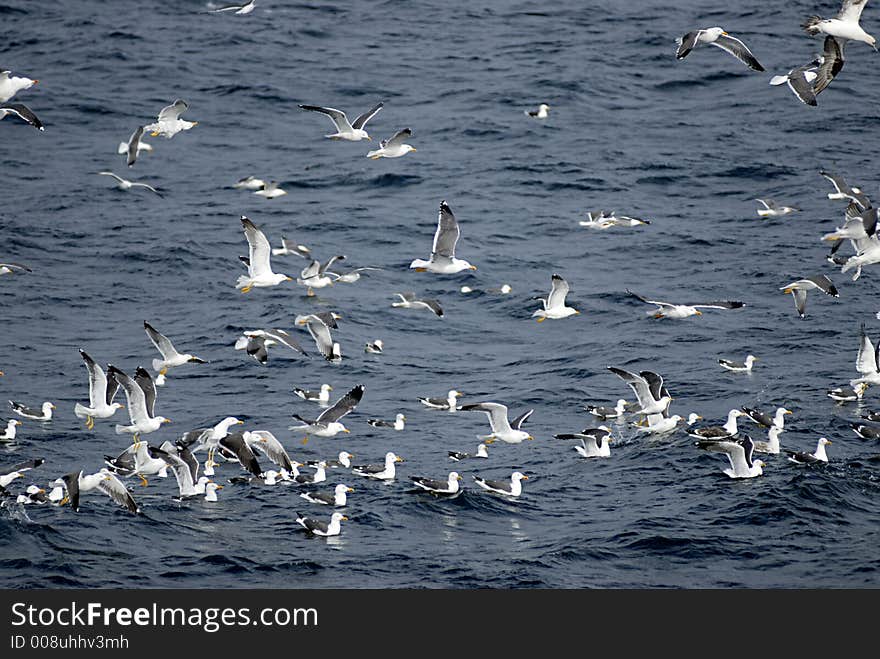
[1,0,879,589]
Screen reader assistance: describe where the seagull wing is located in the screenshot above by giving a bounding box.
[350,102,383,130]
[305,318,335,359]
[856,324,879,375]
[157,99,187,122]
[432,200,460,259]
[127,125,144,167]
[785,68,818,106]
[246,431,293,471]
[547,274,570,309]
[79,349,108,409]
[676,30,702,59]
[97,470,139,513]
[0,103,44,130]
[510,409,534,430]
[241,215,273,277]
[144,321,181,361]
[298,105,353,133]
[626,290,674,307]
[219,432,263,477]
[711,34,765,71]
[417,298,444,317]
[159,441,197,496]
[806,274,838,295]
[837,0,869,22]
[813,36,845,96]
[263,329,308,356]
[108,366,149,425]
[607,367,655,409]
[316,385,365,424]
[134,367,157,418]
[298,516,330,534]
[691,300,746,310]
[382,127,412,149]
[460,402,513,434]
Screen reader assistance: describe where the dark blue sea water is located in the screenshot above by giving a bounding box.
[1,0,879,588]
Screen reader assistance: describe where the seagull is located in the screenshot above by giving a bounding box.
[104,440,169,487]
[687,409,745,440]
[675,27,765,71]
[458,403,534,444]
[391,291,444,317]
[785,437,832,464]
[851,421,880,439]
[448,443,489,461]
[294,384,333,406]
[525,103,550,118]
[740,406,792,429]
[325,265,383,284]
[295,511,348,536]
[719,355,758,372]
[271,235,311,258]
[584,399,628,420]
[755,198,800,217]
[295,313,341,362]
[364,339,383,354]
[473,471,528,497]
[366,127,416,159]
[753,426,784,454]
[828,382,868,401]
[289,384,365,441]
[850,323,880,387]
[0,103,44,130]
[820,170,871,209]
[253,181,287,199]
[298,102,383,141]
[52,469,139,513]
[144,99,197,138]
[578,210,616,229]
[695,435,765,478]
[234,328,308,365]
[606,367,672,417]
[626,290,745,319]
[780,274,839,318]
[554,426,612,458]
[635,413,699,435]
[108,365,170,440]
[0,458,44,490]
[532,274,580,321]
[367,413,405,430]
[769,62,819,106]
[236,216,293,292]
[602,214,652,228]
[299,483,353,506]
[409,200,477,274]
[96,171,161,195]
[297,255,345,296]
[203,482,223,502]
[9,400,55,421]
[15,485,49,505]
[158,440,202,497]
[121,125,147,167]
[0,70,37,103]
[0,262,31,276]
[410,471,461,495]
[318,451,355,469]
[144,321,207,377]
[419,389,462,411]
[206,0,256,14]
[0,419,21,441]
[352,451,404,480]
[74,349,123,430]
[803,0,876,50]
[821,201,876,243]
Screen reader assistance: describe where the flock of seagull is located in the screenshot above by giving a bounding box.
[2,0,880,541]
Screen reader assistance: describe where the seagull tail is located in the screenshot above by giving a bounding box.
[114,424,128,435]
[801,15,822,35]
[151,359,165,372]
[74,403,90,419]
[769,75,789,86]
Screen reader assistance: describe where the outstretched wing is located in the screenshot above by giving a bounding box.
[298,105,353,133]
[316,384,365,424]
[241,215,273,277]
[607,367,655,408]
[157,99,188,122]
[856,323,880,375]
[432,200,460,259]
[351,102,383,130]
[459,402,512,434]
[134,367,157,418]
[97,470,140,513]
[838,0,869,22]
[382,127,412,149]
[676,30,702,59]
[813,36,845,96]
[144,321,180,361]
[711,34,765,71]
[691,300,746,310]
[547,274,570,308]
[510,409,534,430]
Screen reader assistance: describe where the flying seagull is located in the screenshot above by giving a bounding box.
[606,367,672,417]
[236,215,293,292]
[366,127,416,159]
[803,0,876,50]
[532,274,580,321]
[695,435,765,479]
[392,291,444,317]
[289,384,365,442]
[97,172,161,195]
[0,70,38,104]
[74,349,123,430]
[144,99,197,138]
[675,27,765,71]
[298,102,383,141]
[409,200,477,274]
[626,290,745,319]
[108,365,170,439]
[755,199,800,217]
[144,321,207,376]
[206,0,256,14]
[779,274,839,318]
[234,328,308,365]
[458,402,534,444]
[295,313,341,362]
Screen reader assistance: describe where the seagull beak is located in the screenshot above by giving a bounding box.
[469,265,477,270]
[721,31,729,36]
[59,496,69,506]
[826,440,833,444]
[695,310,702,316]
[216,485,224,489]
[285,276,294,281]
[119,405,125,410]
[343,428,350,433]
[395,456,404,462]
[522,475,530,480]
[163,418,172,424]
[526,435,534,440]
[347,487,354,492]
[341,516,349,521]
[237,420,245,425]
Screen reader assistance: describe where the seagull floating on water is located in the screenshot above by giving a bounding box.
[525,103,550,119]
[9,400,55,421]
[0,419,21,441]
[554,426,612,458]
[719,355,758,372]
[367,413,405,430]
[419,389,462,411]
[448,443,489,461]
[473,471,528,497]
[296,511,348,536]
[352,451,403,480]
[294,384,333,406]
[410,471,461,495]
[785,437,832,464]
